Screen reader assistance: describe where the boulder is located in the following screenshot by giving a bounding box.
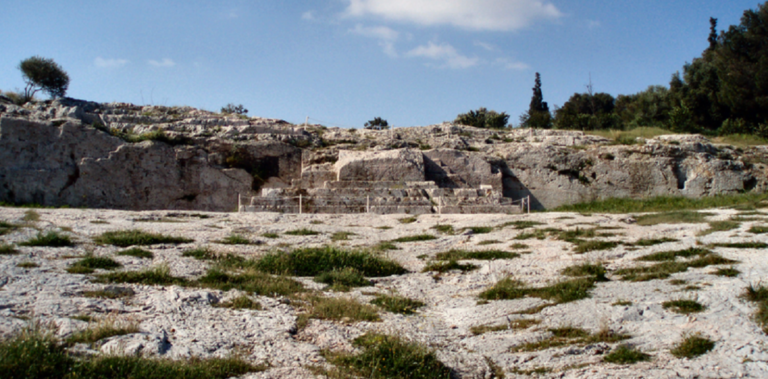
[335,148,424,182]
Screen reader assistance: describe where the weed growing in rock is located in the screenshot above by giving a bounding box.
[20,231,74,247]
[285,228,320,236]
[255,246,407,277]
[714,267,740,277]
[631,237,678,246]
[501,220,543,229]
[511,327,630,352]
[612,300,633,306]
[0,244,18,255]
[477,240,501,245]
[398,217,418,224]
[331,231,355,241]
[373,242,399,251]
[370,294,425,315]
[183,247,219,260]
[95,265,188,286]
[199,269,304,297]
[573,240,619,254]
[711,241,768,249]
[94,229,192,247]
[22,210,41,222]
[66,318,139,344]
[0,221,18,235]
[298,296,380,327]
[81,286,135,299]
[466,226,493,234]
[470,319,540,335]
[117,247,154,259]
[17,261,39,268]
[213,295,262,310]
[670,333,715,358]
[314,267,372,291]
[509,243,529,250]
[603,345,651,364]
[616,248,737,281]
[662,299,706,314]
[261,232,279,239]
[561,263,608,282]
[553,193,768,214]
[748,225,768,234]
[434,249,519,261]
[480,277,596,304]
[422,260,478,273]
[324,333,452,379]
[635,211,712,226]
[67,256,122,274]
[219,234,254,245]
[697,221,740,236]
[637,247,712,262]
[391,234,437,243]
[432,224,454,234]
[743,284,768,333]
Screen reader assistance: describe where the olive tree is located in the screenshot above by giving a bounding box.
[19,56,70,100]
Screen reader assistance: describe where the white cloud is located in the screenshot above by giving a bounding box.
[345,0,562,31]
[148,58,176,68]
[94,57,128,68]
[587,20,601,29]
[302,11,315,20]
[495,58,529,70]
[406,42,478,69]
[474,41,495,51]
[350,24,400,57]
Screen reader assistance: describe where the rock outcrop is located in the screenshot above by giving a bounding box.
[1,97,766,211]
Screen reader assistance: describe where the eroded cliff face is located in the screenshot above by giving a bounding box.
[1,96,766,211]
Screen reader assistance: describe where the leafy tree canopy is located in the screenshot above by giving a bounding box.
[364,117,389,130]
[18,56,69,100]
[455,107,509,129]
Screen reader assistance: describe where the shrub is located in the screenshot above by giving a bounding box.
[117,247,154,259]
[67,256,122,274]
[0,329,73,378]
[480,277,596,304]
[220,103,248,115]
[662,299,706,314]
[314,267,372,290]
[670,333,715,358]
[364,117,389,130]
[94,229,193,247]
[218,234,253,245]
[327,333,452,379]
[66,318,139,344]
[561,263,608,281]
[603,345,652,364]
[95,265,187,286]
[20,231,74,247]
[433,249,518,261]
[0,244,18,255]
[0,221,18,235]
[743,284,768,332]
[370,294,425,315]
[331,231,355,241]
[421,260,478,273]
[255,246,407,277]
[391,234,437,243]
[302,296,380,324]
[198,269,304,297]
[284,228,319,236]
[213,295,262,310]
[18,56,69,99]
[455,107,510,129]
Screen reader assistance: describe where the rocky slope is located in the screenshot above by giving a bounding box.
[1,97,767,211]
[1,206,768,378]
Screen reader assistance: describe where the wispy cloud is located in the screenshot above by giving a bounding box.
[474,41,495,51]
[350,24,400,57]
[94,57,128,69]
[344,0,562,31]
[495,58,529,71]
[406,42,478,69]
[301,11,315,20]
[148,58,176,68]
[587,20,601,29]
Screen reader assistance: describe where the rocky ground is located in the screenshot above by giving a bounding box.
[1,206,768,378]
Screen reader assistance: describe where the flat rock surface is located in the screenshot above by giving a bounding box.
[1,206,768,378]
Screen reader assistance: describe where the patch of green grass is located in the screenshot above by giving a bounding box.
[748,225,768,234]
[0,244,18,255]
[554,192,768,214]
[66,318,140,344]
[17,261,39,268]
[698,221,741,236]
[0,221,18,235]
[466,226,493,234]
[219,234,253,245]
[635,211,711,226]
[20,231,74,247]
[669,279,687,285]
[0,329,262,379]
[377,226,393,230]
[479,277,596,304]
[95,265,188,286]
[398,217,418,224]
[117,247,154,259]
[183,247,220,260]
[604,345,652,364]
[370,294,425,315]
[255,246,407,277]
[422,260,478,273]
[743,285,768,333]
[616,249,737,282]
[331,231,356,241]
[662,299,706,314]
[561,263,608,282]
[709,242,768,248]
[261,232,279,239]
[501,220,544,229]
[434,249,519,261]
[94,229,192,247]
[509,243,529,250]
[431,224,454,234]
[373,242,399,251]
[71,315,94,322]
[301,296,380,324]
[714,267,741,277]
[511,327,630,352]
[477,240,501,245]
[670,333,715,358]
[285,228,320,236]
[67,256,122,274]
[89,220,109,224]
[470,319,540,335]
[631,237,678,246]
[713,133,768,147]
[638,247,713,262]
[573,240,619,254]
[310,220,324,225]
[81,286,135,299]
[213,295,262,310]
[314,267,372,291]
[199,269,304,297]
[325,333,452,379]
[391,234,437,243]
[612,300,633,306]
[22,210,41,222]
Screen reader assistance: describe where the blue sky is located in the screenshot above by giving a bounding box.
[0,0,760,128]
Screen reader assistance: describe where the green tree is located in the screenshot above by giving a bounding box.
[364,117,389,130]
[221,103,248,115]
[18,56,69,100]
[520,72,552,128]
[553,92,619,130]
[454,107,509,129]
[614,86,673,128]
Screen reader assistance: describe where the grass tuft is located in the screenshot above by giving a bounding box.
[697,220,740,236]
[431,224,454,234]
[117,247,154,259]
[511,327,630,352]
[635,211,711,226]
[470,319,540,335]
[398,217,418,224]
[95,265,188,286]
[0,221,18,235]
[67,256,122,274]
[314,267,372,291]
[391,234,437,243]
[219,234,253,245]
[0,244,18,255]
[465,226,493,234]
[422,260,478,273]
[670,333,715,358]
[94,229,192,247]
[261,232,279,239]
[749,225,768,234]
[285,228,320,236]
[743,284,768,333]
[17,261,39,268]
[662,299,706,314]
[479,277,596,304]
[434,249,519,261]
[603,344,652,364]
[631,237,678,246]
[20,231,74,247]
[573,240,619,254]
[554,192,768,214]
[714,267,740,277]
[301,296,380,324]
[213,295,262,310]
[501,220,543,229]
[255,246,407,277]
[561,263,608,282]
[370,294,425,315]
[199,269,304,297]
[66,318,139,344]
[331,231,356,241]
[710,241,768,249]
